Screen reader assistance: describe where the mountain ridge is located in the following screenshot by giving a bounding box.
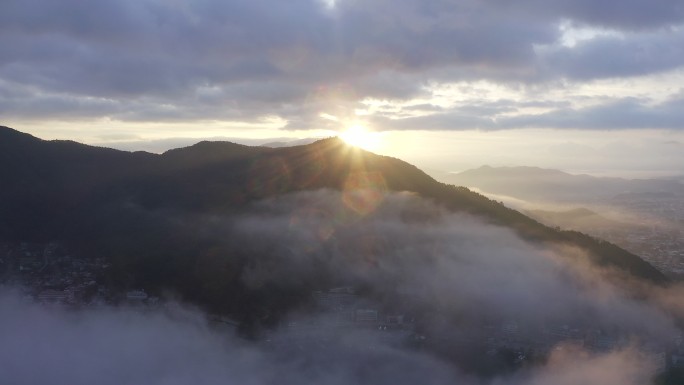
[442,165,682,203]
[0,126,667,292]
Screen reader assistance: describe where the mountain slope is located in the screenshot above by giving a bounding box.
[0,126,156,239]
[0,126,667,289]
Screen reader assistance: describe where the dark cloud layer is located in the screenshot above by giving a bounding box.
[1,0,684,130]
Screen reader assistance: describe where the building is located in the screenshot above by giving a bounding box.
[37,289,68,303]
[312,287,357,311]
[355,309,379,323]
[126,290,148,301]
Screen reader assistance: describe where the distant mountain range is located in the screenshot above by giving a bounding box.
[93,136,321,153]
[441,165,683,204]
[0,126,667,320]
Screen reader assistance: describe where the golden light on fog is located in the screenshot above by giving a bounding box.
[340,125,381,151]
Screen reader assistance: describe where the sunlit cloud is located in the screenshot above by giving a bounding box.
[556,20,625,48]
[319,0,337,9]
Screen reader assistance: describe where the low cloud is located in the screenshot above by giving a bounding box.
[231,191,678,341]
[0,291,664,385]
[2,190,681,384]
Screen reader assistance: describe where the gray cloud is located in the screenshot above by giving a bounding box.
[0,291,661,385]
[367,94,684,131]
[2,189,680,384]
[541,28,684,80]
[232,190,677,338]
[1,0,684,130]
[482,0,684,30]
[503,96,684,130]
[0,292,463,385]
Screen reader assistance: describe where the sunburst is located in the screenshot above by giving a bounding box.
[340,125,381,151]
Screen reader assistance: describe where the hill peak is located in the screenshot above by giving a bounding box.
[0,125,41,143]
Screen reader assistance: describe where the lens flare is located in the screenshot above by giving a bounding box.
[342,171,387,216]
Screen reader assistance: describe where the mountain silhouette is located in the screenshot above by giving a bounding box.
[0,126,667,320]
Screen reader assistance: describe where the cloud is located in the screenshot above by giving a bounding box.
[2,189,680,383]
[502,96,684,130]
[227,190,678,342]
[482,0,684,30]
[501,344,658,385]
[2,0,684,132]
[541,28,684,80]
[0,292,463,385]
[364,92,684,132]
[1,290,662,385]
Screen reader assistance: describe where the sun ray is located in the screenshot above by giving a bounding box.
[340,125,381,151]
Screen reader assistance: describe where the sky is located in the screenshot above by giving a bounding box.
[2,0,684,176]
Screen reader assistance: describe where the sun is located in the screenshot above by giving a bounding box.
[340,125,381,151]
